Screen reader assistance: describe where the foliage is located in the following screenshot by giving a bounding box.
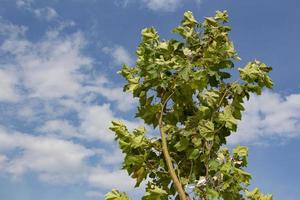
[105,189,131,200]
[105,10,273,200]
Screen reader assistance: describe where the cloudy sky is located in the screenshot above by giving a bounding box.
[0,0,299,199]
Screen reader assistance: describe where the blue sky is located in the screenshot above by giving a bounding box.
[0,0,299,199]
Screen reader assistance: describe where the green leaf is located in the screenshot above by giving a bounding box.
[179,66,190,81]
[182,11,198,27]
[207,188,219,199]
[174,137,189,152]
[246,188,273,200]
[124,155,144,167]
[125,83,139,92]
[188,149,200,160]
[157,41,169,50]
[219,106,238,131]
[215,10,229,22]
[142,185,168,200]
[233,146,248,157]
[204,17,218,26]
[200,90,219,107]
[220,162,232,173]
[105,189,131,200]
[239,61,273,89]
[198,120,215,141]
[141,27,158,40]
[132,167,146,187]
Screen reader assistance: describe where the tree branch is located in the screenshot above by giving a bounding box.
[158,92,190,200]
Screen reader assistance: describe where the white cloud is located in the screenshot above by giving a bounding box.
[142,0,182,12]
[0,126,142,197]
[34,7,58,21]
[0,124,140,191]
[1,25,138,141]
[194,0,203,5]
[97,86,136,112]
[16,0,58,21]
[97,148,124,165]
[0,16,142,192]
[229,91,300,144]
[1,21,90,100]
[38,120,81,138]
[79,104,116,141]
[38,101,139,142]
[88,166,136,191]
[76,103,140,141]
[0,126,94,183]
[86,82,137,112]
[18,105,36,118]
[85,191,104,198]
[22,34,89,99]
[0,22,136,112]
[103,46,134,66]
[0,127,18,151]
[0,154,7,171]
[114,0,130,8]
[16,0,32,9]
[0,69,19,102]
[126,0,203,12]
[0,18,27,38]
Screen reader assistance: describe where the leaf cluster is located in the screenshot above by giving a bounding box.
[106,10,273,200]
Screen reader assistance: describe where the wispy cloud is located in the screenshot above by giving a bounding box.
[1,32,90,99]
[0,154,7,171]
[37,120,81,139]
[88,166,136,191]
[0,17,27,37]
[78,104,117,141]
[229,91,300,145]
[85,191,104,198]
[33,7,58,21]
[94,85,137,112]
[114,0,130,8]
[102,45,134,66]
[16,0,32,8]
[16,0,58,21]
[142,0,182,12]
[0,17,140,193]
[0,126,94,183]
[116,0,203,12]
[0,69,19,102]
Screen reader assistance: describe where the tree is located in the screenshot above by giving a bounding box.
[105,10,273,200]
